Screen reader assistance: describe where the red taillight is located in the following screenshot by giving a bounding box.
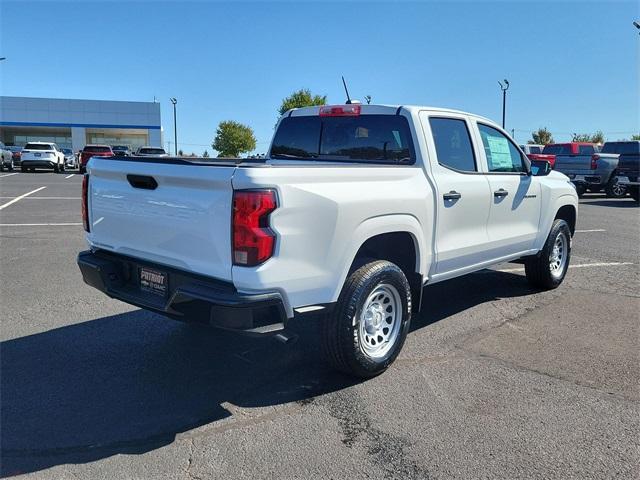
[591,154,600,169]
[82,174,89,232]
[319,104,361,117]
[232,190,278,266]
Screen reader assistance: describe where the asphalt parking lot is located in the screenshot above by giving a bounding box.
[1,171,638,479]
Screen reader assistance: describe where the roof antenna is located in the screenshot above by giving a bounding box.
[342,76,353,104]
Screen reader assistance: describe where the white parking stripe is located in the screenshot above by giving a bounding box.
[0,186,46,211]
[0,172,19,178]
[0,223,82,227]
[494,261,633,273]
[576,229,606,233]
[0,196,80,200]
[65,174,75,179]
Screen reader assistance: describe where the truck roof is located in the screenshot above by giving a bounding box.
[286,104,495,124]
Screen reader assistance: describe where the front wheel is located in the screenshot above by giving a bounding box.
[525,219,571,289]
[322,260,412,378]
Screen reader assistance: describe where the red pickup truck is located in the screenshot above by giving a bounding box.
[527,142,599,169]
[79,145,114,173]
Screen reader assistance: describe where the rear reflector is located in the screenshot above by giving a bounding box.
[82,174,90,232]
[319,105,361,117]
[590,154,600,169]
[233,190,278,266]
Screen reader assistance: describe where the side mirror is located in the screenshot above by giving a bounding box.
[530,160,551,176]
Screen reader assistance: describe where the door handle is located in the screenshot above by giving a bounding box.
[494,189,509,198]
[443,191,462,201]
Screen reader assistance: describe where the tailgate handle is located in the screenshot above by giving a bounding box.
[127,174,158,190]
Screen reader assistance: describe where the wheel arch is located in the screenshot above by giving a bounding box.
[334,215,428,311]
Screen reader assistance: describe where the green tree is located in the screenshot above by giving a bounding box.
[572,131,605,143]
[278,89,327,116]
[590,130,605,144]
[530,127,554,145]
[202,150,210,157]
[630,134,640,141]
[178,149,184,156]
[212,120,257,157]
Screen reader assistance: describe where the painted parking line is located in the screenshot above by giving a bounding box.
[65,174,75,179]
[0,172,19,178]
[0,223,82,227]
[494,261,633,274]
[0,186,46,211]
[0,196,80,200]
[576,229,606,233]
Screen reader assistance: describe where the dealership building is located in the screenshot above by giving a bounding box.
[0,96,162,152]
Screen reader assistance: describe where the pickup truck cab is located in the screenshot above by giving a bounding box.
[531,142,620,197]
[78,104,578,378]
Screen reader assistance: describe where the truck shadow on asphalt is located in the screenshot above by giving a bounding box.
[1,270,531,477]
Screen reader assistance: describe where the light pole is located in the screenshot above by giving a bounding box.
[170,98,177,156]
[634,21,640,34]
[498,79,509,129]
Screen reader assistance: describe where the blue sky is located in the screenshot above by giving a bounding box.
[1,1,638,154]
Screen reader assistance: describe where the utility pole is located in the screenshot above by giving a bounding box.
[170,98,178,156]
[498,79,509,129]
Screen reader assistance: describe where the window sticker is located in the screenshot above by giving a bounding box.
[486,135,512,169]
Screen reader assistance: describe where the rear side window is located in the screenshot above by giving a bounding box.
[85,146,112,153]
[478,124,526,173]
[429,118,476,172]
[24,143,54,150]
[578,145,595,155]
[271,114,415,164]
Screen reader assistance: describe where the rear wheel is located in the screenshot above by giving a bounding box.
[322,260,412,378]
[59,159,65,173]
[574,184,586,198]
[605,175,626,198]
[630,186,639,203]
[525,219,571,289]
[21,165,27,173]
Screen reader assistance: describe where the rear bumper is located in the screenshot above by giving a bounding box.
[570,174,604,186]
[77,249,287,335]
[21,160,57,168]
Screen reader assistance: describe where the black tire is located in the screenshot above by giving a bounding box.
[8,161,13,171]
[59,160,65,173]
[0,163,4,172]
[605,175,626,198]
[525,219,571,290]
[53,163,59,173]
[79,166,85,174]
[322,260,412,378]
[574,184,586,198]
[21,165,27,173]
[630,186,639,203]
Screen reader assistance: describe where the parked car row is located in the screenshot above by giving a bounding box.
[522,140,639,201]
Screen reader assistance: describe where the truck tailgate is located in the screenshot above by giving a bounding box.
[86,158,236,282]
[554,154,591,174]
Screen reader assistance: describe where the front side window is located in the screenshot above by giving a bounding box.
[429,117,476,172]
[271,114,415,164]
[478,124,526,173]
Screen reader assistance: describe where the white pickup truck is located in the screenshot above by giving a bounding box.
[77,104,578,378]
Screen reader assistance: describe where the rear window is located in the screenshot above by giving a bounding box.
[542,144,571,155]
[601,142,640,155]
[270,114,415,164]
[84,146,112,153]
[25,143,54,150]
[529,146,542,154]
[138,148,166,155]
